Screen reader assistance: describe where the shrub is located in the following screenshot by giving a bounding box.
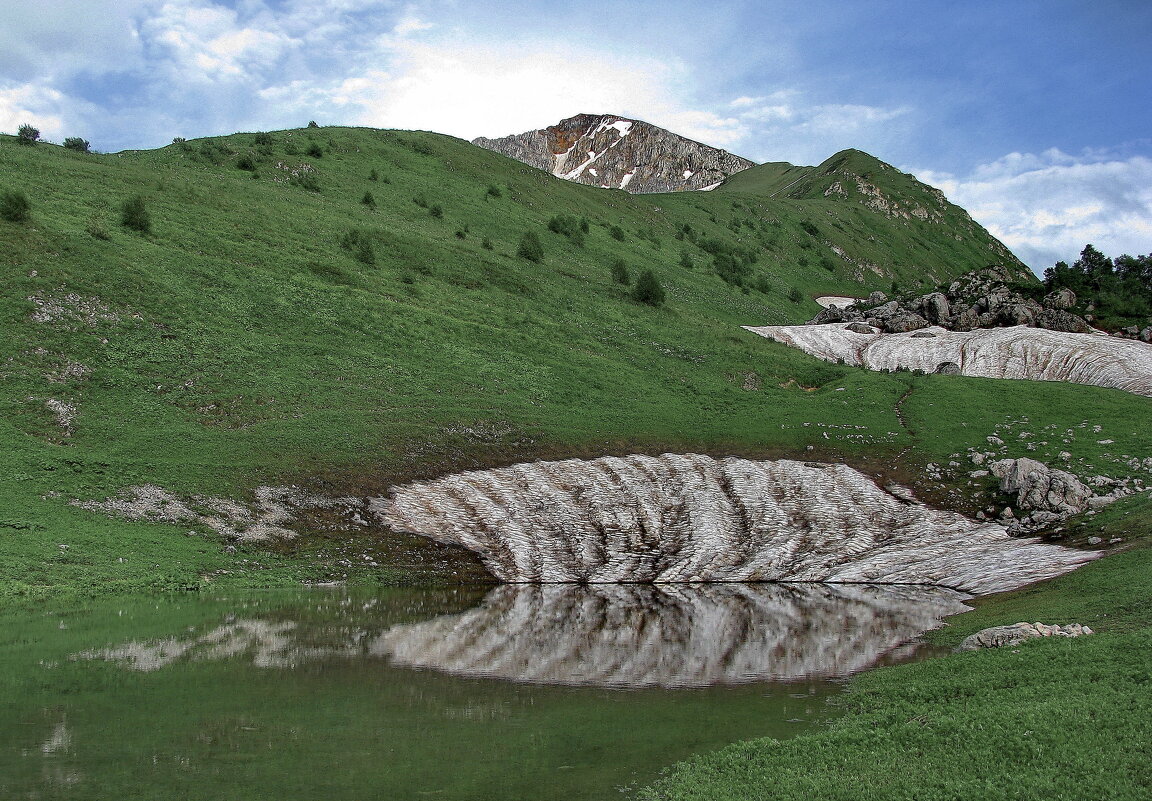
[547,214,585,246]
[631,270,665,307]
[86,217,111,240]
[339,228,375,265]
[611,258,631,285]
[63,137,90,153]
[800,220,820,237]
[0,190,31,222]
[517,231,544,262]
[369,169,379,182]
[609,225,626,242]
[413,195,428,208]
[679,251,694,270]
[306,142,323,158]
[361,191,376,209]
[486,184,502,199]
[253,131,273,146]
[307,120,319,128]
[17,123,39,145]
[236,153,256,171]
[172,136,186,146]
[788,287,805,304]
[481,237,494,250]
[121,195,151,233]
[429,203,443,219]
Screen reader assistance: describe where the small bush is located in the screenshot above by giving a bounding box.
[611,258,631,285]
[481,237,494,250]
[788,287,805,304]
[0,190,31,222]
[679,251,694,270]
[17,123,39,145]
[253,132,273,146]
[429,204,443,219]
[547,214,585,246]
[121,195,151,233]
[631,270,665,307]
[800,220,820,237]
[517,231,545,263]
[339,228,375,265]
[609,225,626,242]
[86,217,111,240]
[369,169,379,182]
[413,195,428,208]
[306,142,323,158]
[236,153,256,171]
[172,136,186,146]
[361,191,376,209]
[486,184,502,199]
[63,137,90,153]
[307,120,319,128]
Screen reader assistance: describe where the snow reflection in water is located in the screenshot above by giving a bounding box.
[77,583,969,687]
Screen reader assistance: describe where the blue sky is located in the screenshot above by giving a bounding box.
[2,0,1150,272]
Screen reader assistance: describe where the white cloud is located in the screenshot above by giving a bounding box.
[0,83,69,140]
[914,148,1152,273]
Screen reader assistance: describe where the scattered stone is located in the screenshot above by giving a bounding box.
[845,322,875,334]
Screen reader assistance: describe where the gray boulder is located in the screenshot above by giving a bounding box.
[1043,288,1077,310]
[1036,308,1092,334]
[958,621,1093,651]
[845,322,875,334]
[990,458,1093,515]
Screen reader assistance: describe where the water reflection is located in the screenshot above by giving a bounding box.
[77,583,968,687]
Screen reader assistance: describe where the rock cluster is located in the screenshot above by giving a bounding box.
[988,457,1144,534]
[958,621,1093,651]
[473,113,755,194]
[809,266,1093,335]
[377,453,1096,594]
[745,323,1152,397]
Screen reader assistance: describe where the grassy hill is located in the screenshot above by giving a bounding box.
[0,125,1147,603]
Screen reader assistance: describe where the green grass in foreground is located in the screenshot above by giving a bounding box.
[638,493,1152,801]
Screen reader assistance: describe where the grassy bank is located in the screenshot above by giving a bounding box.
[638,493,1152,801]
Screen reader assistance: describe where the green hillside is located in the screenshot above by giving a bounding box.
[0,125,1147,602]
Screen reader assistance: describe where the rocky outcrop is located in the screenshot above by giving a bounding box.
[378,583,971,687]
[377,454,1095,594]
[808,266,1092,335]
[473,113,755,194]
[988,458,1143,534]
[745,323,1152,398]
[958,622,1093,651]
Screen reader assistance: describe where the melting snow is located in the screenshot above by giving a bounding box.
[700,181,723,191]
[683,170,694,179]
[561,150,603,180]
[588,168,598,177]
[620,170,636,190]
[594,119,634,138]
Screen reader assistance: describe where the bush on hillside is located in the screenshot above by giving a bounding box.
[63,137,91,153]
[788,287,805,304]
[485,184,502,199]
[611,258,631,285]
[547,214,585,246]
[306,142,323,159]
[307,120,319,128]
[339,228,375,265]
[0,190,31,222]
[17,124,39,145]
[121,195,151,233]
[609,225,626,242]
[429,204,444,219]
[361,191,376,209]
[517,231,544,263]
[631,270,665,307]
[253,132,273,146]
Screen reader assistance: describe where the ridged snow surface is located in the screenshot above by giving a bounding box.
[377,583,972,687]
[745,323,1152,397]
[378,454,1095,594]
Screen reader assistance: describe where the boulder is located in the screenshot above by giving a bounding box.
[958,621,1093,651]
[910,330,937,338]
[867,291,888,305]
[990,458,1094,515]
[1043,288,1077,310]
[1036,309,1092,334]
[1140,327,1152,343]
[920,292,952,325]
[845,322,875,334]
[882,310,929,333]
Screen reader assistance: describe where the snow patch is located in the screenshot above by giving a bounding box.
[700,181,723,191]
[620,170,636,190]
[683,170,694,179]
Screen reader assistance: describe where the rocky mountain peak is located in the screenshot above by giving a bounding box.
[472,113,756,194]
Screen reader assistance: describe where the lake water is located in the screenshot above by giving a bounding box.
[0,583,968,800]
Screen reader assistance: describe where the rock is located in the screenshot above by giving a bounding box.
[921,292,952,325]
[1087,536,1102,545]
[845,322,875,334]
[379,453,1097,594]
[881,310,929,333]
[867,291,888,305]
[996,301,1038,327]
[1141,327,1152,343]
[1036,308,1092,333]
[910,330,937,338]
[990,458,1094,515]
[935,361,961,375]
[1043,288,1077,310]
[958,621,1093,651]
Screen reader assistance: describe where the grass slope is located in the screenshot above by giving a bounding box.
[0,125,1147,607]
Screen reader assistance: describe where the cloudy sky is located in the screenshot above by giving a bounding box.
[3,0,1149,272]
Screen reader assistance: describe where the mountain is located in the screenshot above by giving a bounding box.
[473,113,755,193]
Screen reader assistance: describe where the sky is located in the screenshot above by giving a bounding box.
[2,0,1150,273]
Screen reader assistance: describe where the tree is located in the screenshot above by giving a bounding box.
[361,191,376,209]
[631,269,665,307]
[17,123,40,145]
[63,137,90,153]
[610,258,631,285]
[516,231,544,262]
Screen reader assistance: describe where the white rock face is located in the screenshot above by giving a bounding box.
[744,323,1152,397]
[377,454,1095,594]
[377,583,972,687]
